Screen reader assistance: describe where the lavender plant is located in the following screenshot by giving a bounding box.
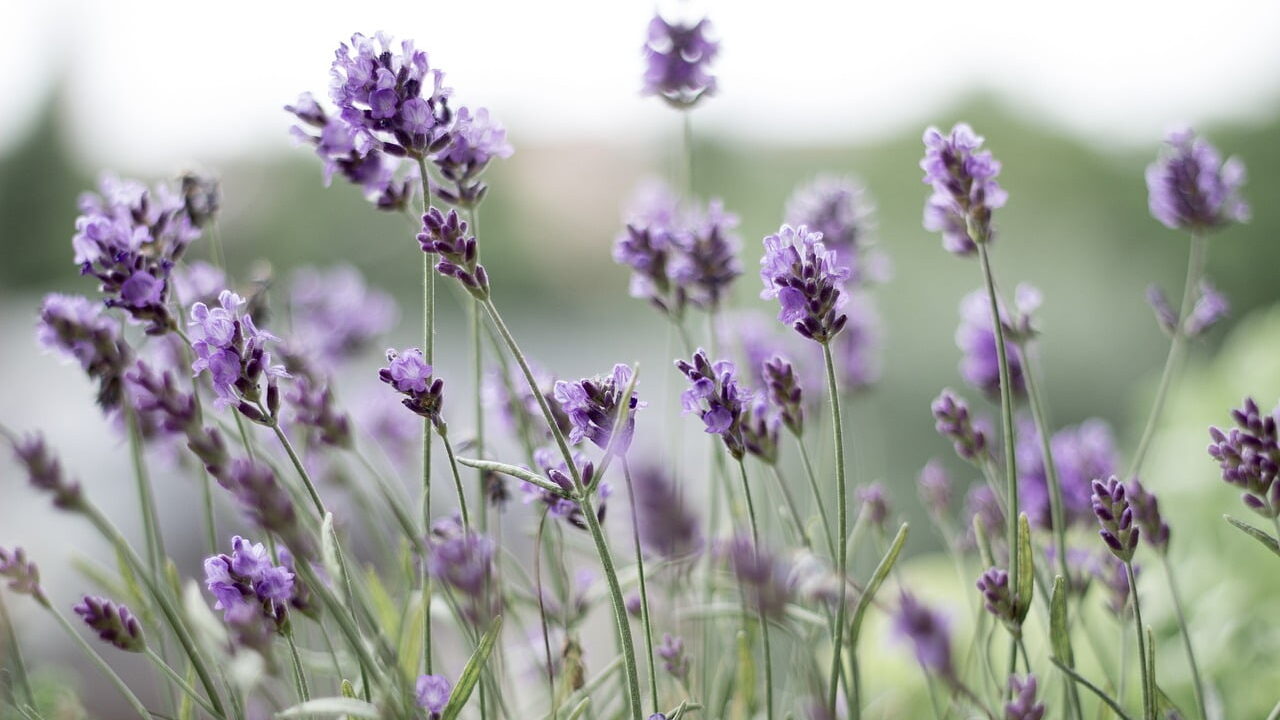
[2,15,1271,720]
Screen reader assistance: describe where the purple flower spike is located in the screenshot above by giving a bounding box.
[857,482,890,531]
[37,294,132,412]
[204,535,298,651]
[741,396,781,465]
[1094,554,1136,617]
[676,349,751,458]
[785,175,877,281]
[418,207,490,299]
[1146,128,1248,232]
[554,364,642,454]
[956,290,1025,399]
[1125,478,1171,553]
[1184,279,1229,338]
[379,348,445,425]
[642,13,719,107]
[0,547,47,604]
[920,124,1007,255]
[669,200,742,310]
[216,459,310,556]
[11,433,82,510]
[416,674,452,718]
[658,633,690,681]
[892,592,954,680]
[931,389,990,464]
[763,356,805,435]
[1091,476,1139,561]
[73,596,145,653]
[976,567,1016,625]
[722,536,794,619]
[434,106,514,207]
[760,224,851,344]
[427,515,499,623]
[1005,674,1045,720]
[1207,397,1280,518]
[917,460,952,522]
[189,290,288,415]
[629,464,703,560]
[525,449,608,532]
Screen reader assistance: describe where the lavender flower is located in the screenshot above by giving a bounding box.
[286,92,412,209]
[956,290,1024,399]
[216,459,309,555]
[189,290,288,414]
[857,482,890,531]
[964,485,1005,551]
[11,433,82,510]
[1018,418,1120,530]
[918,460,953,522]
[0,547,47,604]
[675,350,751,458]
[554,364,641,453]
[1146,128,1248,232]
[629,464,703,560]
[892,592,954,680]
[722,536,794,619]
[1207,398,1280,517]
[1091,477,1139,561]
[417,674,452,718]
[204,536,296,644]
[920,124,1007,255]
[73,596,145,653]
[1005,675,1045,720]
[37,294,131,412]
[784,175,876,279]
[379,348,445,425]
[760,224,851,344]
[427,515,498,622]
[71,174,202,333]
[741,397,781,465]
[833,291,883,392]
[286,374,352,449]
[641,13,719,107]
[433,106,514,207]
[1094,554,1135,616]
[1146,284,1179,336]
[523,448,610,531]
[658,633,690,681]
[976,567,1016,625]
[485,363,571,447]
[1125,478,1171,553]
[932,389,990,464]
[1184,279,1229,338]
[764,356,805,435]
[289,266,396,368]
[418,207,490,299]
[669,200,742,309]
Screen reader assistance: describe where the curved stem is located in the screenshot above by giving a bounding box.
[794,434,837,559]
[416,156,437,676]
[735,458,774,720]
[1126,561,1154,720]
[468,205,488,532]
[0,592,35,708]
[285,628,311,704]
[435,426,472,530]
[1161,556,1207,720]
[49,608,151,720]
[767,463,812,550]
[126,408,165,578]
[623,459,660,713]
[822,342,849,716]
[1128,233,1205,478]
[145,647,224,719]
[266,418,327,518]
[533,510,558,714]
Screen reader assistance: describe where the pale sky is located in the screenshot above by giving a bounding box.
[3,0,1279,171]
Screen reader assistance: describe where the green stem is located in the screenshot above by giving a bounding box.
[622,460,660,713]
[0,592,34,708]
[793,435,836,559]
[822,342,849,716]
[468,205,488,533]
[144,647,223,718]
[1161,555,1206,719]
[265,417,326,518]
[767,463,812,551]
[126,409,165,579]
[436,425,472,530]
[1128,233,1205,478]
[416,156,437,676]
[480,296,642,720]
[285,628,312,704]
[736,458,774,720]
[49,607,151,719]
[1126,561,1154,720]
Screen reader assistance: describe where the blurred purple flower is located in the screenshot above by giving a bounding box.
[920,123,1007,255]
[642,14,719,107]
[1146,127,1248,232]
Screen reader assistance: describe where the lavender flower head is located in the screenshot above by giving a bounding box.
[418,206,490,299]
[1184,279,1230,338]
[932,389,990,464]
[37,294,131,412]
[1146,128,1248,232]
[1091,476,1139,561]
[1005,675,1045,720]
[1207,397,1280,517]
[416,674,452,718]
[379,348,445,425]
[1125,477,1170,553]
[920,124,1008,255]
[1018,418,1120,530]
[956,290,1024,399]
[204,536,296,641]
[976,567,1016,625]
[1094,554,1136,616]
[658,633,690,681]
[784,175,876,279]
[676,350,752,458]
[629,464,703,560]
[642,13,719,107]
[759,224,851,344]
[917,460,953,522]
[74,596,145,653]
[722,536,794,619]
[427,515,499,621]
[834,290,883,392]
[524,448,611,531]
[554,364,641,454]
[289,266,396,368]
[0,546,47,605]
[857,482,891,530]
[217,458,309,554]
[892,592,954,679]
[741,396,781,464]
[764,355,805,435]
[11,433,82,510]
[189,290,288,412]
[433,106,514,207]
[669,200,742,309]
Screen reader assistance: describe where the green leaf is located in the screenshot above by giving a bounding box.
[321,513,344,592]
[456,457,574,498]
[340,679,356,699]
[732,629,755,719]
[850,523,909,643]
[565,698,591,720]
[440,615,504,720]
[1014,513,1034,622]
[276,696,381,718]
[973,513,995,569]
[1223,514,1280,557]
[1049,576,1074,665]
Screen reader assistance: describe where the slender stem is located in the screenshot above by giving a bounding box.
[534,510,558,714]
[48,607,151,719]
[1126,561,1154,720]
[480,296,642,720]
[681,111,695,199]
[126,408,166,578]
[285,628,311,704]
[0,593,34,708]
[144,647,223,718]
[416,156,437,676]
[1161,556,1206,720]
[767,463,812,551]
[735,458,775,720]
[199,464,218,553]
[976,241,1020,626]
[266,418,326,518]
[1128,233,1205,478]
[822,342,850,716]
[794,434,837,559]
[436,426,472,530]
[468,205,489,533]
[622,460,660,713]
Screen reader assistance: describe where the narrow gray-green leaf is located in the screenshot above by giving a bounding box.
[457,458,573,498]
[1049,576,1074,665]
[276,696,380,718]
[1223,514,1280,557]
[565,698,591,720]
[440,615,504,720]
[1015,513,1034,622]
[973,514,995,569]
[321,513,344,595]
[851,522,909,642]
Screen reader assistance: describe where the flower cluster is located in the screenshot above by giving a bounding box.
[657,633,689,681]
[932,389,990,463]
[189,290,288,413]
[427,515,499,622]
[433,107,514,207]
[1146,128,1249,232]
[1147,279,1230,339]
[628,465,702,560]
[11,434,82,510]
[741,396,781,464]
[216,459,310,554]
[379,348,445,425]
[1207,397,1280,517]
[1125,478,1171,553]
[418,207,490,299]
[892,593,954,680]
[1005,675,1045,720]
[641,13,719,107]
[1017,418,1120,530]
[760,225,851,344]
[763,356,805,435]
[417,674,452,718]
[784,175,878,281]
[204,536,298,650]
[37,294,131,412]
[522,448,611,531]
[920,124,1007,255]
[1091,477,1139,561]
[71,174,202,333]
[975,567,1016,625]
[676,350,751,458]
[722,536,794,619]
[0,546,46,604]
[955,290,1025,399]
[554,364,641,453]
[74,596,145,653]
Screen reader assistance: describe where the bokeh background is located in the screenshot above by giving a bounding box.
[3,0,1280,717]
